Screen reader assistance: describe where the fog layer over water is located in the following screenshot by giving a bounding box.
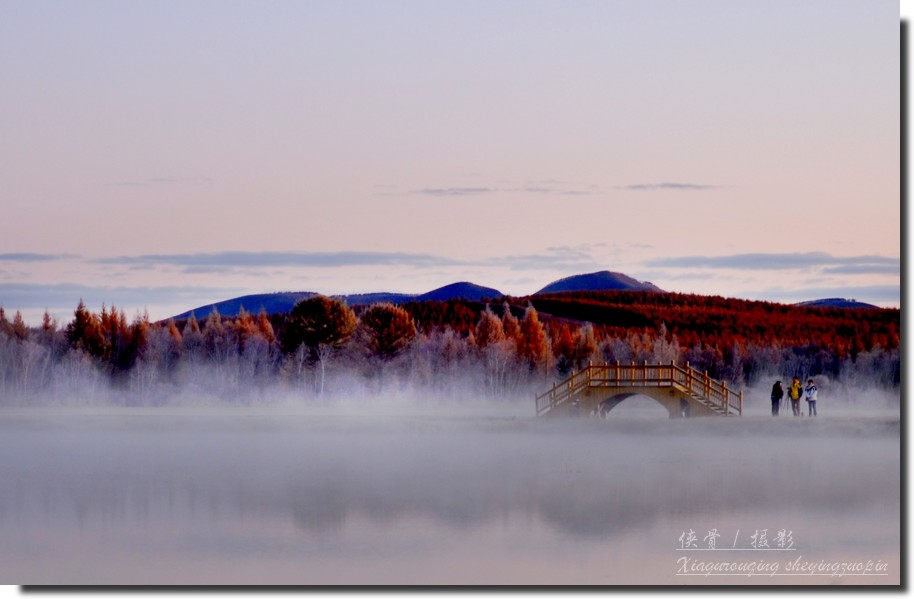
[0,401,899,585]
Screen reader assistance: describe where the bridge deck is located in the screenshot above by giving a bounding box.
[535,361,743,417]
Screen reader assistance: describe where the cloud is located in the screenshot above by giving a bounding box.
[821,264,900,276]
[646,252,900,272]
[413,187,495,196]
[96,251,461,269]
[514,186,595,196]
[759,284,900,305]
[95,248,604,273]
[0,253,78,262]
[410,183,597,197]
[0,283,245,311]
[616,182,721,191]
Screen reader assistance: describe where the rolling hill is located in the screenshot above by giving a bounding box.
[535,271,663,294]
[795,298,881,310]
[168,281,504,321]
[170,292,317,321]
[416,282,503,302]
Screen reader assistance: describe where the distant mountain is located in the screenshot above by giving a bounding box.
[795,298,880,310]
[167,281,503,321]
[171,292,317,321]
[341,282,502,305]
[336,292,415,306]
[416,282,503,302]
[535,271,663,294]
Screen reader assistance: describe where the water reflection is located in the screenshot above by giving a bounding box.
[0,409,899,584]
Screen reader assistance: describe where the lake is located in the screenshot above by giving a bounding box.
[0,403,900,585]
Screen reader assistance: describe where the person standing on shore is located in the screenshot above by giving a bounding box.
[788,377,803,416]
[770,380,784,416]
[805,379,818,417]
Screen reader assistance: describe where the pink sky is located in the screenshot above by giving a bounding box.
[0,1,901,324]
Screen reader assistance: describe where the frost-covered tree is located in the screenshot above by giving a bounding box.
[202,308,231,376]
[573,323,599,369]
[181,313,205,367]
[650,323,680,364]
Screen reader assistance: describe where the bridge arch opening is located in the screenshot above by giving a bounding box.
[597,393,679,419]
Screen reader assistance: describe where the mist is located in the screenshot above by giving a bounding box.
[0,401,899,585]
[0,307,901,584]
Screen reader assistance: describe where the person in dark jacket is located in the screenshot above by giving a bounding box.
[770,380,784,416]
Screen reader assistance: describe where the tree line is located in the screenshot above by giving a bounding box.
[0,290,900,405]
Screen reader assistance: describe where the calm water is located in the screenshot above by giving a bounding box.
[0,404,900,585]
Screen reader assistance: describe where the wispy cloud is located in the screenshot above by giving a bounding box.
[414,187,495,196]
[646,252,899,272]
[616,182,721,191]
[96,251,461,269]
[93,245,614,277]
[409,183,597,197]
[0,253,78,262]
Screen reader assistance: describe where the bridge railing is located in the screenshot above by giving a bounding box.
[535,361,743,416]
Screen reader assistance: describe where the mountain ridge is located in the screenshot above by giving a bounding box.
[169,281,505,321]
[164,271,882,321]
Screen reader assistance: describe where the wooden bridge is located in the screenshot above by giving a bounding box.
[535,361,743,418]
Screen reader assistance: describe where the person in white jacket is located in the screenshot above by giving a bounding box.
[804,379,818,417]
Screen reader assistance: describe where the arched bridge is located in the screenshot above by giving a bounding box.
[535,362,743,418]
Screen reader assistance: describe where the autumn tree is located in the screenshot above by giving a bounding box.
[357,303,416,360]
[0,308,10,337]
[356,303,417,390]
[517,304,548,374]
[552,323,575,376]
[9,311,27,341]
[474,306,505,349]
[181,313,205,366]
[501,302,520,342]
[473,306,518,398]
[283,296,357,394]
[65,300,105,358]
[202,307,228,364]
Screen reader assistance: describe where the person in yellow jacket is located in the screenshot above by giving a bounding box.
[788,377,803,416]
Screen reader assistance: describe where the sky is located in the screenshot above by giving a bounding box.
[0,0,901,324]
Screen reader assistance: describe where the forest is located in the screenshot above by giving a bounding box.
[0,290,900,405]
